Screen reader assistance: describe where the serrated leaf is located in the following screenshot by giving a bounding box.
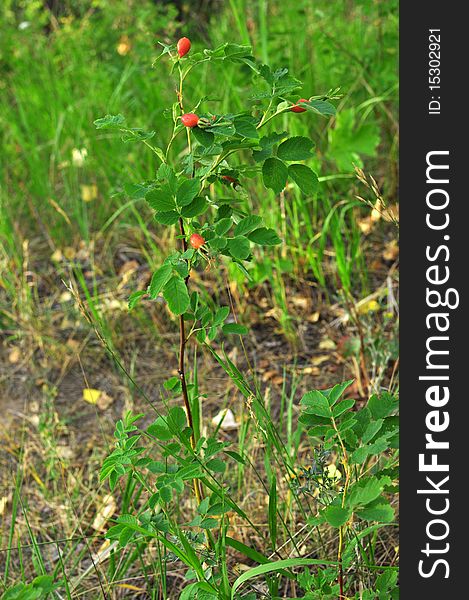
[356,498,395,523]
[304,99,336,116]
[228,236,251,260]
[247,227,281,246]
[277,136,315,161]
[181,197,208,217]
[208,237,227,250]
[234,116,259,139]
[350,433,394,464]
[128,290,146,310]
[177,178,201,207]
[234,215,262,237]
[163,276,190,315]
[332,398,355,418]
[324,380,355,405]
[252,131,287,162]
[145,187,175,211]
[122,128,155,143]
[154,211,180,225]
[124,183,150,199]
[94,114,125,129]
[206,458,226,473]
[168,406,187,430]
[148,264,173,299]
[323,505,351,528]
[288,164,319,195]
[301,390,332,418]
[262,157,288,194]
[368,392,398,419]
[215,218,232,236]
[362,419,384,444]
[347,477,390,509]
[147,416,172,441]
[192,127,215,147]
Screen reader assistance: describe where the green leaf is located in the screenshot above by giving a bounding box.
[159,486,172,503]
[208,237,227,250]
[226,537,273,566]
[222,323,248,335]
[234,215,262,237]
[148,264,173,299]
[247,227,281,246]
[145,187,175,211]
[192,127,215,147]
[225,450,245,464]
[356,498,395,523]
[324,380,355,405]
[300,390,332,418]
[206,458,226,473]
[168,406,187,430]
[215,218,233,236]
[252,131,287,162]
[128,290,146,310]
[277,136,315,161]
[288,164,319,195]
[181,197,208,217]
[332,398,355,418]
[213,307,230,326]
[347,477,390,509]
[163,276,190,315]
[177,178,200,207]
[323,505,351,528]
[154,211,180,225]
[368,392,398,420]
[350,433,394,464]
[262,157,288,194]
[122,128,155,142]
[147,416,172,441]
[304,99,336,116]
[94,113,125,129]
[124,182,150,199]
[228,236,251,260]
[268,476,277,547]
[163,376,181,391]
[362,419,384,444]
[234,116,259,139]
[231,558,337,598]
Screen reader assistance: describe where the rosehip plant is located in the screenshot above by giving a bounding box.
[91,38,397,599]
[94,38,338,467]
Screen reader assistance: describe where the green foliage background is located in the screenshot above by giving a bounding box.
[0,0,398,293]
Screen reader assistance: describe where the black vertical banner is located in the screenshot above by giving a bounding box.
[401,3,465,597]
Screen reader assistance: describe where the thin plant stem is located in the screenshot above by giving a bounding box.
[176,66,203,505]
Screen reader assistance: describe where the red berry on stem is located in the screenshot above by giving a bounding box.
[190,233,205,250]
[177,37,191,58]
[291,98,309,113]
[222,175,238,184]
[181,113,199,128]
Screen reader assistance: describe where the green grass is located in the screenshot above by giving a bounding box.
[0,0,397,279]
[0,1,398,596]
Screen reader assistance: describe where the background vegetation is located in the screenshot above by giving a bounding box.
[0,0,398,597]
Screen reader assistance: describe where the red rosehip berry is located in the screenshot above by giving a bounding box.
[291,98,309,113]
[222,175,238,184]
[177,37,191,58]
[190,233,205,250]
[181,113,199,128]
